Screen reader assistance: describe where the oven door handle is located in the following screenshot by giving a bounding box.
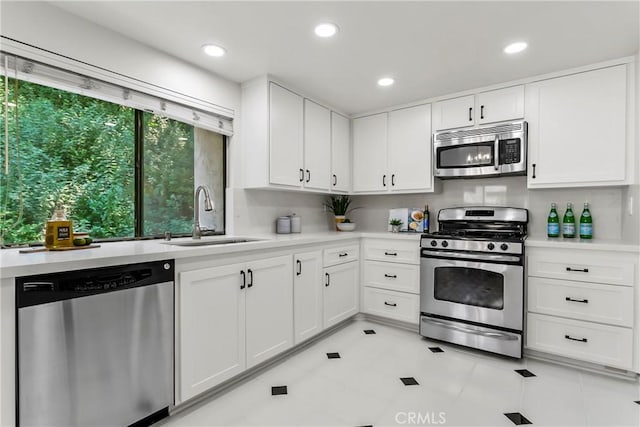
[423,317,519,341]
[494,135,500,171]
[421,249,520,263]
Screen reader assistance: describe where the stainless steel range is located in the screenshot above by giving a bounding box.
[419,207,528,358]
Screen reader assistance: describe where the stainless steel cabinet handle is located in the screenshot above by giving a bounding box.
[325,273,330,287]
[384,252,397,256]
[565,297,588,304]
[384,274,397,279]
[384,301,397,307]
[247,269,253,288]
[566,267,589,273]
[494,135,500,171]
[296,260,302,276]
[565,334,588,343]
[240,271,246,289]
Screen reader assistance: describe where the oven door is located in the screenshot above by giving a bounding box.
[420,252,523,331]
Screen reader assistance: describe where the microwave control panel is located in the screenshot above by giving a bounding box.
[499,138,521,164]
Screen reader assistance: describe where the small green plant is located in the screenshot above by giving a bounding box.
[389,218,403,226]
[324,195,358,216]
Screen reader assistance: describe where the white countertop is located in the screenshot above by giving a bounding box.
[0,231,421,278]
[525,237,640,253]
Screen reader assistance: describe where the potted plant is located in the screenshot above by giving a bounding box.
[389,218,403,233]
[336,217,356,232]
[325,195,358,230]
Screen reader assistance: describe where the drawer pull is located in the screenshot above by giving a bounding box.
[384,252,398,256]
[564,334,588,343]
[325,273,330,287]
[384,274,397,279]
[566,267,589,273]
[565,297,588,304]
[384,301,397,307]
[338,253,348,257]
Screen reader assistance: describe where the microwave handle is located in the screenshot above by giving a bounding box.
[494,135,500,171]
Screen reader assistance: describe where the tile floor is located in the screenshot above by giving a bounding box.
[161,320,640,426]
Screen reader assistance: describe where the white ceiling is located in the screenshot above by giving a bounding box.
[50,1,639,115]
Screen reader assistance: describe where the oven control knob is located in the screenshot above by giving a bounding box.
[430,240,437,247]
[441,241,449,248]
[487,243,495,250]
[500,243,509,251]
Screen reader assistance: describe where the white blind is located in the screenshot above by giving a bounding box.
[0,51,234,136]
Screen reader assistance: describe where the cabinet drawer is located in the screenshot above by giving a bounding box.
[323,245,359,267]
[527,249,635,286]
[526,313,633,370]
[364,261,419,294]
[363,287,419,324]
[528,277,633,327]
[364,239,419,264]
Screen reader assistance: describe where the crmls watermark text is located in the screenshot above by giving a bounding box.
[395,411,447,425]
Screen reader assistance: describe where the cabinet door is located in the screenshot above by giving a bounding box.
[269,83,303,187]
[293,251,323,344]
[526,65,628,187]
[178,264,246,402]
[245,255,294,368]
[323,261,359,328]
[388,104,433,191]
[352,113,388,192]
[432,95,475,130]
[331,112,351,193]
[303,100,331,190]
[477,85,524,125]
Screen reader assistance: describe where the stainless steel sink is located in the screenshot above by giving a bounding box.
[165,238,261,247]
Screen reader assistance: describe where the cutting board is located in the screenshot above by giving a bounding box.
[19,245,101,254]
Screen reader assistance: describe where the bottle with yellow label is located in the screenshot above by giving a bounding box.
[45,204,73,249]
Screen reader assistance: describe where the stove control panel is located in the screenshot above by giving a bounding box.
[420,236,523,255]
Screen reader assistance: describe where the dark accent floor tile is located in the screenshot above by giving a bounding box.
[326,352,341,359]
[400,377,419,386]
[635,400,640,405]
[504,412,532,425]
[364,329,376,334]
[515,369,536,378]
[428,346,444,353]
[271,385,288,396]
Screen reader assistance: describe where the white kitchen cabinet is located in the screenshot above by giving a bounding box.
[303,99,331,190]
[353,105,436,194]
[432,86,524,130]
[178,255,293,402]
[387,104,433,191]
[324,261,359,328]
[245,255,294,368]
[178,263,246,402]
[331,112,351,193]
[293,250,323,344]
[526,65,630,188]
[525,246,637,371]
[352,113,388,192]
[242,77,343,192]
[269,83,304,187]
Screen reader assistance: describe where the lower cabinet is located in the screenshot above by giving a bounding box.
[293,250,323,344]
[178,255,293,403]
[323,261,359,328]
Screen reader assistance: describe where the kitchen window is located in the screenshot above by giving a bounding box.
[0,53,227,246]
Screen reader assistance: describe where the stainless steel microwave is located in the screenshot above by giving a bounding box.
[433,120,527,178]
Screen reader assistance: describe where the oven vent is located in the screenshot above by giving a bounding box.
[435,121,524,142]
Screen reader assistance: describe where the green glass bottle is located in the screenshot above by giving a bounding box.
[562,202,576,238]
[579,202,593,239]
[547,203,560,237]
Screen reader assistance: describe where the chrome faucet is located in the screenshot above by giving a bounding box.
[193,185,214,239]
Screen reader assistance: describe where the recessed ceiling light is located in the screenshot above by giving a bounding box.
[377,77,395,87]
[202,44,226,57]
[504,42,527,54]
[314,23,339,38]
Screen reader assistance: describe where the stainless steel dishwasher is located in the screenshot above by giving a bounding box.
[16,260,174,427]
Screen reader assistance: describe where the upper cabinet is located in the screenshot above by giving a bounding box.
[526,65,631,188]
[242,77,344,192]
[331,112,351,193]
[353,104,435,194]
[432,85,525,130]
